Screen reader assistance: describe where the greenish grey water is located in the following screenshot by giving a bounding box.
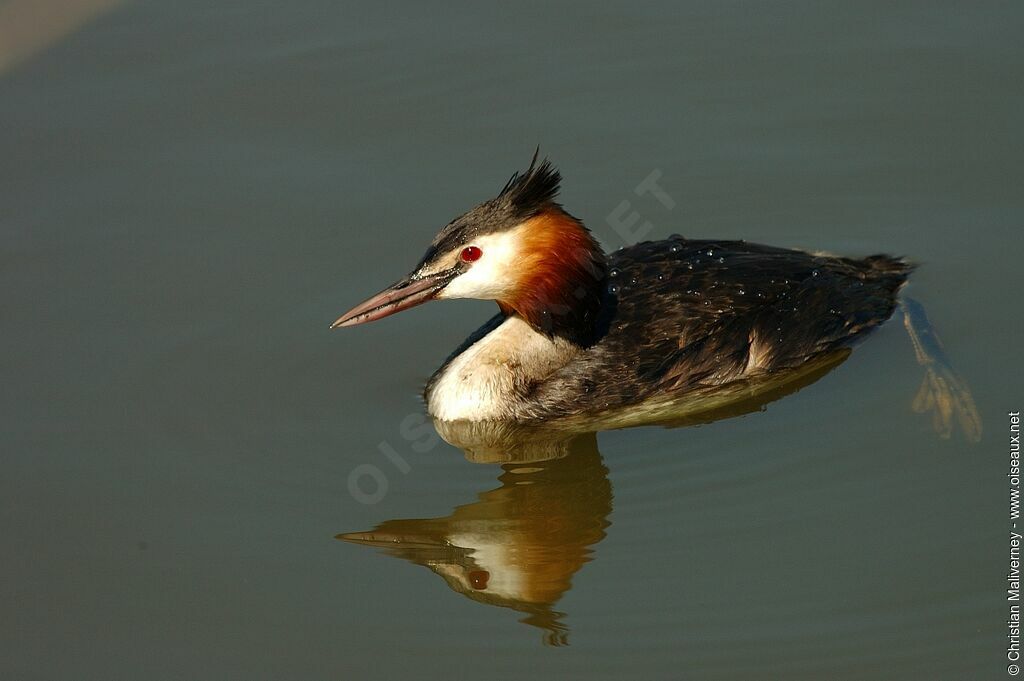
[1,2,1021,679]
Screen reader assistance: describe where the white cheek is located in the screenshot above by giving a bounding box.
[447,532,527,600]
[438,230,522,300]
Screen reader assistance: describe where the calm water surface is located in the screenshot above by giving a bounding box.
[2,2,1021,679]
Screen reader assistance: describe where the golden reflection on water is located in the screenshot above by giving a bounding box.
[341,435,609,645]
[338,351,854,644]
[0,0,122,75]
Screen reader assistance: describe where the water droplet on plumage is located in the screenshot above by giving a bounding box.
[669,244,681,253]
[608,283,619,294]
[812,269,820,277]
[609,268,620,278]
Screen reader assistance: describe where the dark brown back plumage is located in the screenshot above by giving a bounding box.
[514,237,913,419]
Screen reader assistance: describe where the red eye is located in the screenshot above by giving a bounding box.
[460,246,482,263]
[468,570,489,590]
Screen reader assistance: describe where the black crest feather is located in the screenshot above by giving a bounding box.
[498,149,562,219]
[415,150,567,270]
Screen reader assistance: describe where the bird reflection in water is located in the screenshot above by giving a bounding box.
[342,433,608,646]
[338,351,856,645]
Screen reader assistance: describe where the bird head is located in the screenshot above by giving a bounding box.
[331,154,608,345]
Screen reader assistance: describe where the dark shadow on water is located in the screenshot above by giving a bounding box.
[338,350,852,644]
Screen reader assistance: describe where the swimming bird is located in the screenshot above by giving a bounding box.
[332,154,978,434]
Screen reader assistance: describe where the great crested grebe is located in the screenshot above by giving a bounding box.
[332,154,978,432]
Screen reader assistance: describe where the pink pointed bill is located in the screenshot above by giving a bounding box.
[330,270,454,328]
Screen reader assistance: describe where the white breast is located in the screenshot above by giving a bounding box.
[426,316,578,421]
